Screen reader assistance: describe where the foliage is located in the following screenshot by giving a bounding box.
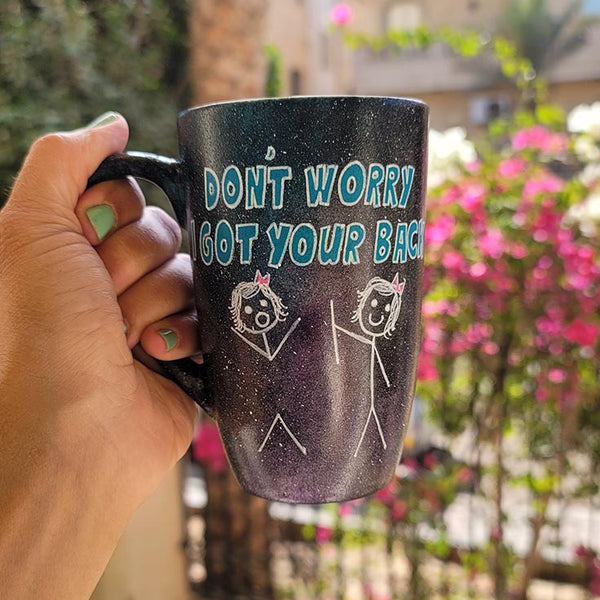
[0,0,190,202]
[264,43,283,98]
[497,0,591,74]
[418,104,600,597]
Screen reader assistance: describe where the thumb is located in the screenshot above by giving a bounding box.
[9,112,129,214]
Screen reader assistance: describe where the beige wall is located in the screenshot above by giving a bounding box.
[91,467,188,600]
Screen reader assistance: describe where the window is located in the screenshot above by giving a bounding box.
[469,96,512,126]
[386,2,422,31]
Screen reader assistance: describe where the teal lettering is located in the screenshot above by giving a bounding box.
[383,165,400,208]
[399,165,415,208]
[245,166,267,209]
[290,223,317,266]
[305,165,338,207]
[223,166,243,209]
[338,161,366,206]
[365,163,385,207]
[374,220,393,264]
[236,223,259,264]
[318,224,344,265]
[343,223,366,264]
[393,222,407,264]
[268,166,292,209]
[204,168,219,211]
[266,222,293,268]
[215,220,234,265]
[200,221,214,265]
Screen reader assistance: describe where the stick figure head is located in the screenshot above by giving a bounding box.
[230,270,288,335]
[351,274,405,338]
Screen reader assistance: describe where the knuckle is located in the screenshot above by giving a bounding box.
[30,132,71,160]
[148,206,182,250]
[125,177,146,212]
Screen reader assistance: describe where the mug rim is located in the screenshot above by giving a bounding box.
[178,95,428,119]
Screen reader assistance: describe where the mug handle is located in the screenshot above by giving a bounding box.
[87,152,214,417]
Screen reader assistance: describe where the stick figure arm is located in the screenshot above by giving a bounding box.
[373,344,391,387]
[333,324,371,346]
[231,327,271,360]
[270,317,301,361]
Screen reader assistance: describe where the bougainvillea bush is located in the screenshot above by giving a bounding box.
[412,104,600,598]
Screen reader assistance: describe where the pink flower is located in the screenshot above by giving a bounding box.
[523,174,563,199]
[193,421,228,473]
[536,386,550,403]
[498,157,526,178]
[469,262,488,280]
[512,125,568,154]
[478,229,504,259]
[482,341,499,355]
[465,322,493,344]
[330,2,352,25]
[422,299,449,317]
[391,499,408,521]
[457,467,475,484]
[402,457,419,473]
[316,526,333,543]
[425,214,455,246]
[564,318,599,346]
[459,183,486,211]
[422,452,438,469]
[374,481,396,505]
[440,185,462,205]
[442,250,466,271]
[536,315,563,338]
[510,243,529,259]
[548,368,566,384]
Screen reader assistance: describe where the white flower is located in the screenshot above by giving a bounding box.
[579,162,600,187]
[574,135,600,163]
[428,127,477,188]
[567,102,600,140]
[565,191,600,237]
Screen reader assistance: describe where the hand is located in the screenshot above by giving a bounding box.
[0,113,198,599]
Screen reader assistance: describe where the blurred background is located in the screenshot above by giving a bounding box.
[2,1,599,599]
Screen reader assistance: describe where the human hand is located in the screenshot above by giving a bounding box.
[0,113,198,599]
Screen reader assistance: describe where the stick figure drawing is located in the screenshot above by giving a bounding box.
[230,270,301,361]
[230,270,305,456]
[330,274,406,457]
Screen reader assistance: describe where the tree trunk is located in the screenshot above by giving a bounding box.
[189,5,271,595]
[190,0,268,104]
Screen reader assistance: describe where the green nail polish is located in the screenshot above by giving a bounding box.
[86,204,115,241]
[87,112,119,129]
[158,329,178,352]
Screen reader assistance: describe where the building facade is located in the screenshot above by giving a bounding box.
[265,0,600,132]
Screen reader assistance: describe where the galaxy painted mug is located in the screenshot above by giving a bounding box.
[88,96,429,503]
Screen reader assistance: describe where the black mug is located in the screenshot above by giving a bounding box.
[89,96,429,503]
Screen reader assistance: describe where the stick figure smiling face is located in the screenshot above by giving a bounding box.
[352,275,405,338]
[230,271,288,335]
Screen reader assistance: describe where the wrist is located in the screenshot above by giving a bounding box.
[0,398,132,599]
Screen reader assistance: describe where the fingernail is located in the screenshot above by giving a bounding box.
[158,329,178,352]
[87,112,119,129]
[86,204,115,241]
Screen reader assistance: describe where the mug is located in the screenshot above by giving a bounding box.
[89,96,428,504]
